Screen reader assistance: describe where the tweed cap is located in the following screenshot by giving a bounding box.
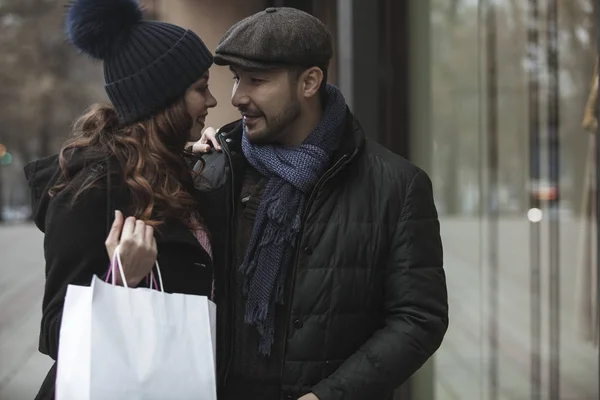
[214,7,332,70]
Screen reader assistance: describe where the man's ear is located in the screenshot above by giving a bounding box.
[300,67,324,99]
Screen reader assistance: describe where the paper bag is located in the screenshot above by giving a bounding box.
[56,246,217,399]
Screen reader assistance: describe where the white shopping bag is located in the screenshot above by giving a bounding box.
[56,246,217,400]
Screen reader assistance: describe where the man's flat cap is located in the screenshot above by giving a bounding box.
[214,7,333,70]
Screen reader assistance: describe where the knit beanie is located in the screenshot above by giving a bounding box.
[66,0,213,124]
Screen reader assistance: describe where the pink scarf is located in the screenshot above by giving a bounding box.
[190,218,214,300]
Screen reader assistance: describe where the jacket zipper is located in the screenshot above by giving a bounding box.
[218,133,237,385]
[279,154,350,386]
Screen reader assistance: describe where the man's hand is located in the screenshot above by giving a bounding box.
[298,394,319,400]
[105,210,157,287]
[192,126,221,153]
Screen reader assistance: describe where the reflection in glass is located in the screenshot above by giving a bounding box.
[425,0,599,399]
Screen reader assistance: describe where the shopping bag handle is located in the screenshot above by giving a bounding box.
[149,262,164,292]
[104,261,163,291]
[104,244,164,292]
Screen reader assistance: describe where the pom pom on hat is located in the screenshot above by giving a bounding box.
[66,0,143,60]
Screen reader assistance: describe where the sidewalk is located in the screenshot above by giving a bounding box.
[1,220,598,399]
[434,217,599,400]
[0,224,53,400]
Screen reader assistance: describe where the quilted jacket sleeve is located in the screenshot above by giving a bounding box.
[312,169,449,400]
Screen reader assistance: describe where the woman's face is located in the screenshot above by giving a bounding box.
[185,72,217,141]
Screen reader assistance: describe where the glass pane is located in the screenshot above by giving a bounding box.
[429,0,486,398]
[420,0,599,399]
[556,0,599,398]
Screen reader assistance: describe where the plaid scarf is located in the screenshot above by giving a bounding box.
[240,84,347,355]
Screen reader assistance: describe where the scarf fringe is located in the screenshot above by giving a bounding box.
[256,319,276,356]
[245,302,276,356]
[245,301,270,324]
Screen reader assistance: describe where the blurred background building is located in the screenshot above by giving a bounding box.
[0,0,598,399]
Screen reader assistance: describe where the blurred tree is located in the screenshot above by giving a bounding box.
[0,0,105,217]
[430,0,597,216]
[430,0,480,214]
[0,0,104,159]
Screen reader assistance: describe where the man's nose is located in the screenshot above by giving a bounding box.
[231,83,249,108]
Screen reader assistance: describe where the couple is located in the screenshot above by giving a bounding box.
[26,0,449,399]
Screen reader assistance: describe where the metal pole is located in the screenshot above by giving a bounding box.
[527,1,542,398]
[485,2,499,399]
[595,0,600,397]
[546,0,561,398]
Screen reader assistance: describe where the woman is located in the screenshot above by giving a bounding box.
[24,0,217,398]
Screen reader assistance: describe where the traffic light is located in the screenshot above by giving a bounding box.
[0,144,12,166]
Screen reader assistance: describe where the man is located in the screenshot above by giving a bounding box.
[109,7,448,400]
[196,7,448,400]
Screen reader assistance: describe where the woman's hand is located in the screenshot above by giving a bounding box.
[298,394,319,400]
[105,210,157,287]
[192,126,221,153]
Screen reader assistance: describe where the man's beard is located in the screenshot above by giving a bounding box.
[248,97,302,144]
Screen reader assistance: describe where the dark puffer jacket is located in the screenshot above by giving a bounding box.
[197,109,448,400]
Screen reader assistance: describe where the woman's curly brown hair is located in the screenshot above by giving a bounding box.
[50,98,201,227]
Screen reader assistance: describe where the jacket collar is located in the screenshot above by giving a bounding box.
[331,107,365,165]
[219,118,244,154]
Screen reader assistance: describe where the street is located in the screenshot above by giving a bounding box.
[0,220,598,400]
[0,224,52,400]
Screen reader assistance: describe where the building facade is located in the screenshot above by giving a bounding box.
[149,1,600,399]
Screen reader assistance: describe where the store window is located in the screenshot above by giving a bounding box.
[414,0,599,398]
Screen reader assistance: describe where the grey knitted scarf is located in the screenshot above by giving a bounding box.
[240,84,347,355]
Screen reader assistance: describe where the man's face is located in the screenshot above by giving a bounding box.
[229,65,302,144]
